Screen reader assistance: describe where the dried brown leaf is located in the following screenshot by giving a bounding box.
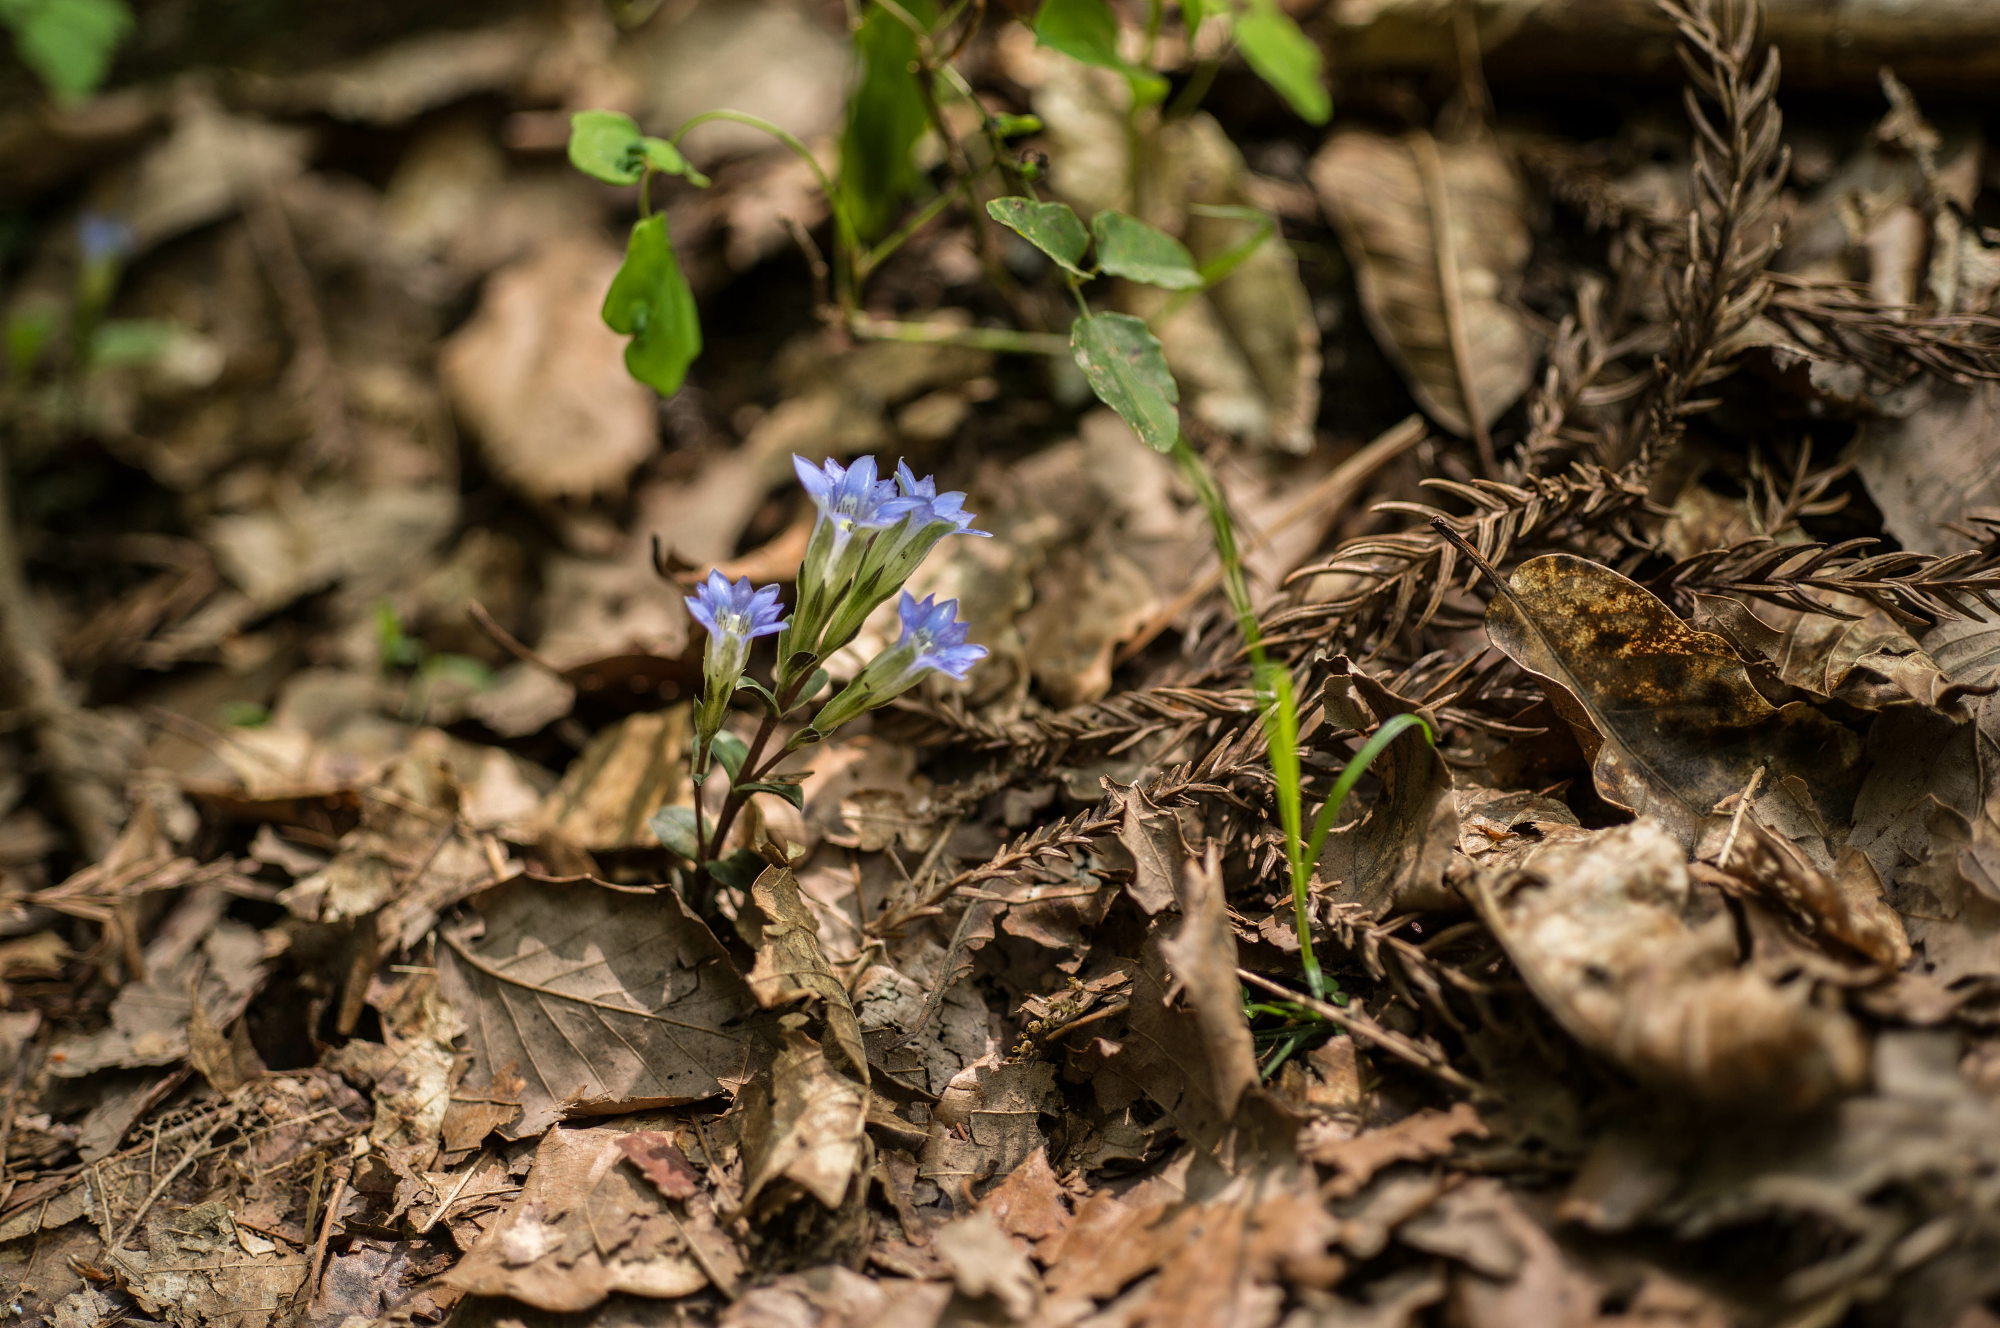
[742,866,868,1083]
[1483,552,1859,850]
[1318,657,1456,914]
[739,1026,870,1216]
[1469,819,1867,1108]
[445,1123,714,1310]
[1312,129,1537,451]
[438,236,658,500]
[437,877,756,1138]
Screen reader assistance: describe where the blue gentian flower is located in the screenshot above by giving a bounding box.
[889,591,988,680]
[811,463,993,654]
[807,591,987,736]
[685,571,787,770]
[685,571,787,643]
[795,455,919,557]
[894,461,991,539]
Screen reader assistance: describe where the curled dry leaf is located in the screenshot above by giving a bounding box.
[739,1027,870,1217]
[1467,819,1868,1110]
[436,877,756,1138]
[1311,129,1537,451]
[1484,552,1860,851]
[741,866,869,1083]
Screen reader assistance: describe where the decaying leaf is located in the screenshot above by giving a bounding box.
[1468,819,1868,1109]
[739,1027,870,1216]
[1483,553,1860,851]
[445,1122,718,1310]
[47,888,268,1079]
[741,866,869,1081]
[437,876,756,1138]
[1311,129,1537,450]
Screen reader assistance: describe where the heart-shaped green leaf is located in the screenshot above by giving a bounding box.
[568,110,647,185]
[602,215,702,397]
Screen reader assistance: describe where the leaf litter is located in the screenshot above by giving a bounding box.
[13,2,2000,1326]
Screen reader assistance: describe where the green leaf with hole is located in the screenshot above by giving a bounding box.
[837,0,936,241]
[1071,312,1179,452]
[1090,211,1203,289]
[1033,0,1167,107]
[568,110,648,184]
[1234,0,1330,125]
[650,804,701,858]
[602,214,702,396]
[986,198,1091,278]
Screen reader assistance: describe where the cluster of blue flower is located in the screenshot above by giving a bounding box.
[683,455,989,768]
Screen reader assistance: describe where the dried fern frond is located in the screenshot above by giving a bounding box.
[1631,0,1789,476]
[1655,536,2000,622]
[1764,278,2000,386]
[1271,464,1655,648]
[901,681,1260,758]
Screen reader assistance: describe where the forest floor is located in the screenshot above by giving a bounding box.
[7,1,2000,1325]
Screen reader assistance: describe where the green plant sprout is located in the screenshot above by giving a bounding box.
[561,0,1325,395]
[566,3,1412,1016]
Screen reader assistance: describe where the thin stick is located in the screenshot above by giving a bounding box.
[1238,968,1482,1096]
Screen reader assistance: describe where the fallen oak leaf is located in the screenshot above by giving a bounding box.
[1436,523,1859,851]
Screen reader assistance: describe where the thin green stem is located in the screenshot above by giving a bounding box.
[673,110,859,312]
[847,315,1068,355]
[1302,713,1437,870]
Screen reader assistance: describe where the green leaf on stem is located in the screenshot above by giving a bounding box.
[986,198,1091,277]
[641,135,709,187]
[736,777,808,812]
[602,214,702,397]
[711,731,750,781]
[1233,0,1331,125]
[1032,0,1168,106]
[837,0,937,241]
[1090,211,1204,290]
[704,849,765,890]
[800,668,832,702]
[735,675,781,714]
[1071,312,1180,452]
[649,805,701,859]
[568,110,648,184]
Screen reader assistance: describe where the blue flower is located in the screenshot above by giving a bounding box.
[804,591,988,737]
[894,461,991,539]
[892,591,988,680]
[77,213,134,266]
[795,454,919,544]
[684,571,787,642]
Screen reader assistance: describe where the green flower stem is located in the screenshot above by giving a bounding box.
[697,668,818,868]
